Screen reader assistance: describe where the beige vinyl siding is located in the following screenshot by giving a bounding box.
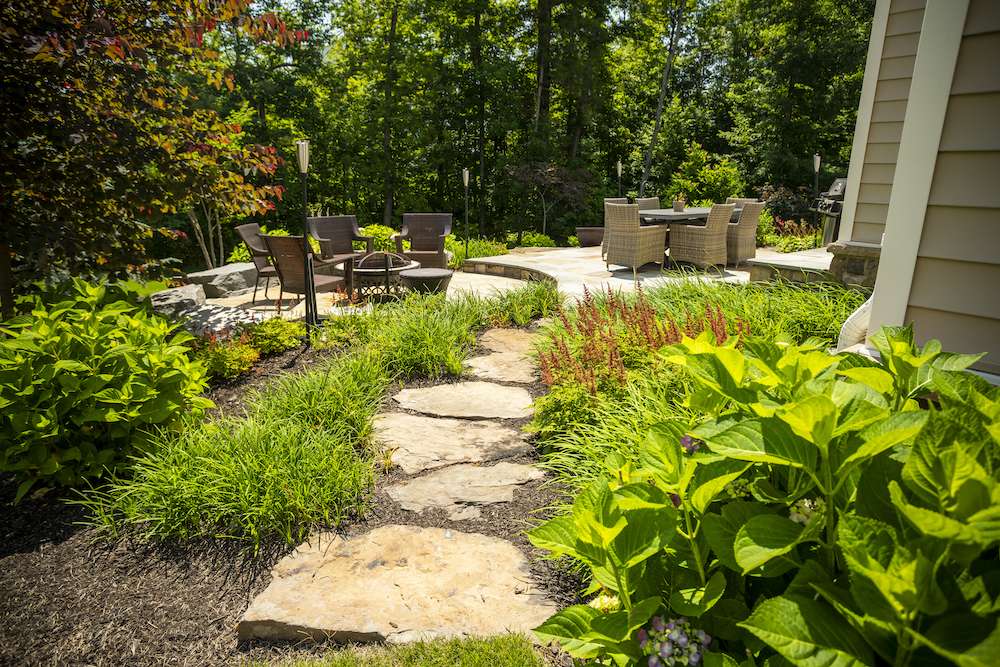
[849,0,925,243]
[905,0,1000,374]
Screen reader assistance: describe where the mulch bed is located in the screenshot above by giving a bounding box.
[0,330,581,667]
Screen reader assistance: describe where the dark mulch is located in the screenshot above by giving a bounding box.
[0,328,582,667]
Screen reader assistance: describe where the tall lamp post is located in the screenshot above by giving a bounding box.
[463,168,470,260]
[813,153,821,230]
[616,160,623,197]
[296,139,317,332]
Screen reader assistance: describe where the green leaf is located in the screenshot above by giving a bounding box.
[689,459,751,514]
[528,515,580,559]
[693,416,815,469]
[702,652,741,667]
[838,410,927,473]
[908,614,1000,667]
[640,420,688,488]
[777,394,837,452]
[734,514,805,573]
[533,605,603,659]
[669,569,726,617]
[836,366,894,394]
[889,482,983,545]
[739,596,874,667]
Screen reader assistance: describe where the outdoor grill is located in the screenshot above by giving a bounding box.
[810,177,847,245]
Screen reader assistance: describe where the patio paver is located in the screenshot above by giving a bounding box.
[393,381,533,419]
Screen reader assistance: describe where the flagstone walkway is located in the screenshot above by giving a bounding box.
[238,327,564,645]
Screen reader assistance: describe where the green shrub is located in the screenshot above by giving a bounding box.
[361,224,407,252]
[196,335,259,380]
[247,317,305,355]
[0,279,211,500]
[507,231,556,248]
[79,351,388,547]
[467,280,563,328]
[567,235,580,247]
[444,235,508,268]
[530,328,999,666]
[664,141,745,204]
[227,225,290,263]
[528,382,599,443]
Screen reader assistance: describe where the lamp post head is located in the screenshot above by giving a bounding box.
[616,160,622,177]
[296,140,310,174]
[813,153,821,173]
[462,167,469,188]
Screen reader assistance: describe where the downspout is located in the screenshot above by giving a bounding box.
[836,233,882,352]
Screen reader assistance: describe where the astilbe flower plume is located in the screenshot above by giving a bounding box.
[538,288,749,395]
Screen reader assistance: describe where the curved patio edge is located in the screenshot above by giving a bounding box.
[460,257,558,285]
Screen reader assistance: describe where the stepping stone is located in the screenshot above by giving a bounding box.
[480,328,540,355]
[374,413,531,474]
[386,462,545,520]
[238,525,557,643]
[394,382,533,419]
[464,352,538,384]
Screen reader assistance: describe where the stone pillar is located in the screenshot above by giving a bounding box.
[827,241,881,289]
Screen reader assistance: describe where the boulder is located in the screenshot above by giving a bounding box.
[186,262,259,298]
[150,284,205,319]
[237,525,557,643]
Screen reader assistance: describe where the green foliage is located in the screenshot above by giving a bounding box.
[258,635,544,667]
[78,351,388,548]
[530,326,1000,666]
[0,279,211,500]
[507,232,557,249]
[2,0,293,294]
[664,143,746,205]
[362,225,405,252]
[247,318,306,356]
[195,335,259,381]
[529,382,601,442]
[444,235,509,268]
[227,225,291,263]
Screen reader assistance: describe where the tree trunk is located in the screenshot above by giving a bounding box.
[381,3,400,227]
[0,243,13,319]
[188,210,214,270]
[474,2,486,236]
[533,0,552,135]
[639,0,685,197]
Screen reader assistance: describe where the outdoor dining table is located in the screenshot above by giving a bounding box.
[639,206,742,225]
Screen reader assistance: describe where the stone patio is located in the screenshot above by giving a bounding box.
[463,245,833,296]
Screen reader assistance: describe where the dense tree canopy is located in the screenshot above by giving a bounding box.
[1,0,874,295]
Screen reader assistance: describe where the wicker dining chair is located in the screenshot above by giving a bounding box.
[308,215,372,295]
[604,203,668,281]
[602,198,630,259]
[726,201,765,265]
[394,213,453,269]
[235,223,278,304]
[262,235,346,313]
[635,196,662,226]
[668,203,735,270]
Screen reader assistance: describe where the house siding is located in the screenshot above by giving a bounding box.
[904,0,1000,374]
[848,0,925,244]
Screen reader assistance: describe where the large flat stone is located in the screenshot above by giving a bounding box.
[374,413,531,474]
[186,262,258,298]
[393,382,533,419]
[479,328,540,355]
[238,525,556,643]
[386,463,544,520]
[465,352,538,384]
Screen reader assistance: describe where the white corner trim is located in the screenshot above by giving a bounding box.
[839,0,891,244]
[868,0,970,335]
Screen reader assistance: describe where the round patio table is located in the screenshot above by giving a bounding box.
[353,252,420,300]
